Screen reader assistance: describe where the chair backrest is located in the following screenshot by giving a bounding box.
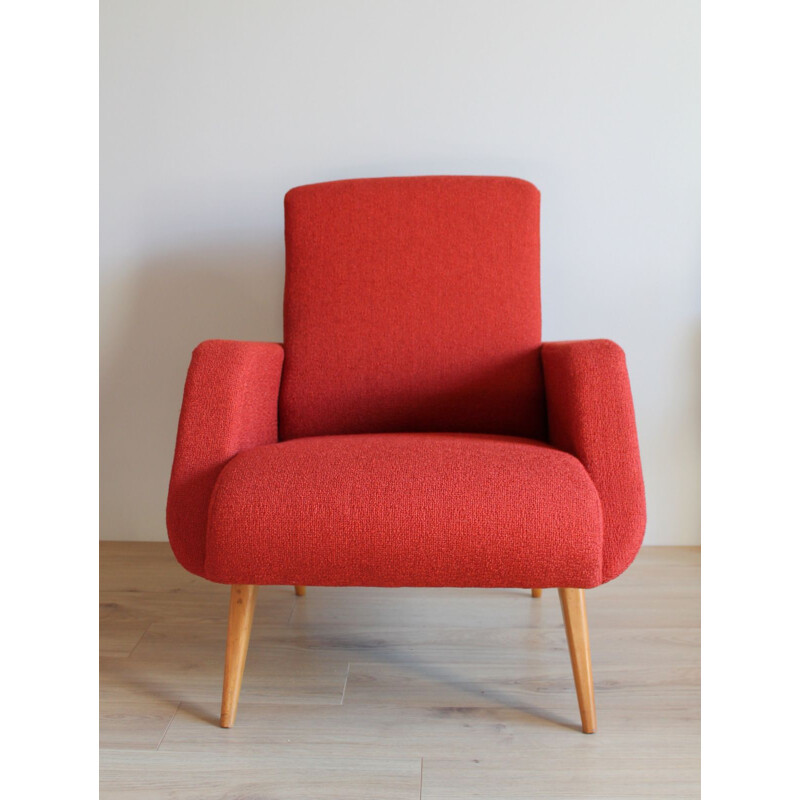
[279,176,547,441]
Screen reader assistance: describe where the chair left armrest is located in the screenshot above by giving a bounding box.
[541,339,646,582]
[166,340,284,577]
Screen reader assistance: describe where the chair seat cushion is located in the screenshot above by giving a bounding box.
[204,433,604,588]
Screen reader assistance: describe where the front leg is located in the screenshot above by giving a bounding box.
[220,584,258,728]
[558,588,597,733]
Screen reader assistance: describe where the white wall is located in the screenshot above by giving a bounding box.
[101,0,699,545]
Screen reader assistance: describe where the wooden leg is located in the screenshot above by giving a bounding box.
[558,588,597,734]
[220,584,258,728]
[531,588,542,598]
[294,585,306,596]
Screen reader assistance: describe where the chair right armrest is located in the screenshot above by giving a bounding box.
[541,339,646,582]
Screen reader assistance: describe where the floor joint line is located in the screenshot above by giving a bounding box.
[126,621,154,658]
[156,701,181,751]
[340,662,351,705]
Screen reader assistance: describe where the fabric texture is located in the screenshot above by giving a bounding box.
[165,176,647,588]
[280,176,546,441]
[541,339,646,582]
[204,433,603,587]
[166,340,284,576]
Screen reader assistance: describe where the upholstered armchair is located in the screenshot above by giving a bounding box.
[167,176,646,733]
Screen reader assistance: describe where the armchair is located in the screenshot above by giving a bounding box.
[167,176,646,733]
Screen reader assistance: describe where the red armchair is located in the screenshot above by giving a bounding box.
[167,176,646,733]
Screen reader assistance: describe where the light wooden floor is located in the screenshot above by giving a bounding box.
[100,543,700,799]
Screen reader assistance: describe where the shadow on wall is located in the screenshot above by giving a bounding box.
[100,244,285,541]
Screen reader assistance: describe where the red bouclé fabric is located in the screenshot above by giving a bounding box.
[280,176,546,441]
[166,176,646,588]
[166,340,284,576]
[541,340,646,583]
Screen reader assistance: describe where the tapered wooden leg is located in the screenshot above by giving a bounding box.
[531,588,542,598]
[558,588,597,734]
[294,585,306,596]
[220,584,258,728]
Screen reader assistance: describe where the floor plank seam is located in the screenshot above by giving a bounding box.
[155,701,181,751]
[126,621,154,658]
[287,595,297,625]
[340,662,351,705]
[419,757,423,800]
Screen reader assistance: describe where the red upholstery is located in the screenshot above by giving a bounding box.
[166,176,647,588]
[280,176,546,441]
[541,340,646,582]
[204,434,603,587]
[166,340,283,576]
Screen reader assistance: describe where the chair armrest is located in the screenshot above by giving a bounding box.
[541,339,646,582]
[166,340,284,576]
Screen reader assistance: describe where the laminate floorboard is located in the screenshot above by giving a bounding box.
[99,543,700,799]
